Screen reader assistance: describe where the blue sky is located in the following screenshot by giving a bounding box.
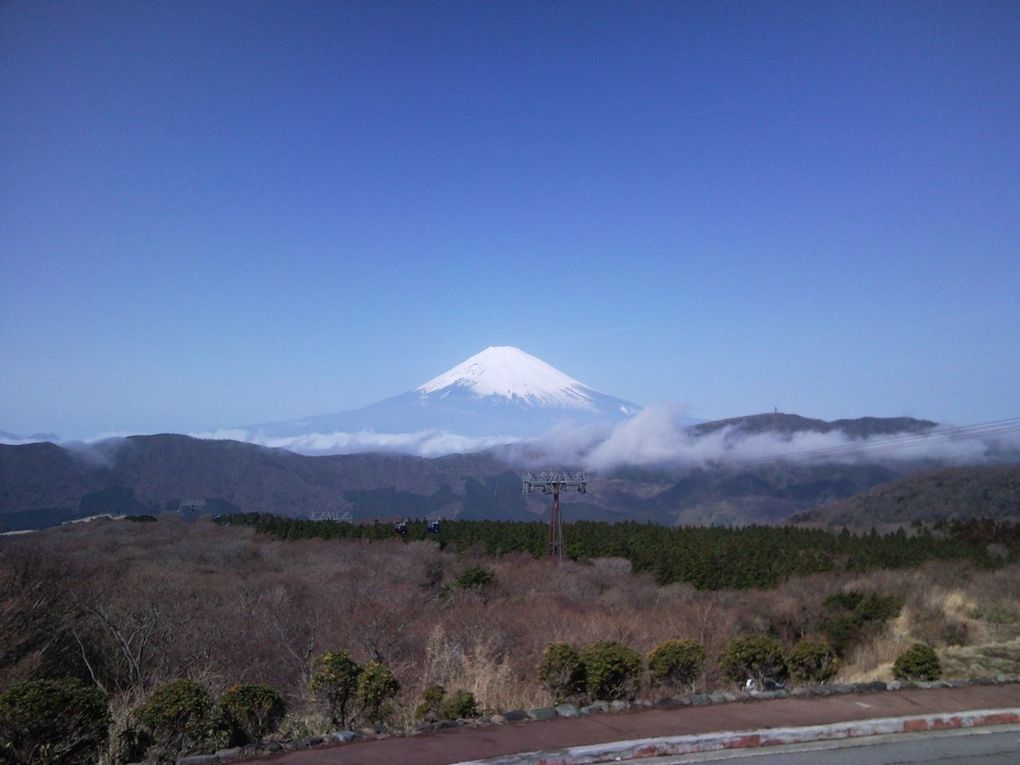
[2,0,1018,439]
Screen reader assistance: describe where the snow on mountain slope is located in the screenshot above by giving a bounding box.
[418,346,624,411]
[246,346,642,443]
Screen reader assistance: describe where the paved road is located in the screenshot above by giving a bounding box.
[634,725,1020,764]
[238,684,1020,765]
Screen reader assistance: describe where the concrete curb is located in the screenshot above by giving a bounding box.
[453,707,1020,765]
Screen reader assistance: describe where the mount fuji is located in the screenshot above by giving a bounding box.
[247,346,641,442]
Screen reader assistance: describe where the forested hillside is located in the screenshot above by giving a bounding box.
[0,434,912,531]
[792,464,1020,526]
[3,432,1016,533]
[220,513,1020,590]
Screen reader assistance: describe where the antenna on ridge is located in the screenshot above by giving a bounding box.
[523,471,588,565]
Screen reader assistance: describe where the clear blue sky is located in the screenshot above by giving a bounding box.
[2,0,1018,438]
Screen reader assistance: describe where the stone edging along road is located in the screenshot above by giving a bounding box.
[227,679,1020,765]
[452,707,1020,765]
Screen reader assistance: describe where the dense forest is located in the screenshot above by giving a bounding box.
[218,514,1020,590]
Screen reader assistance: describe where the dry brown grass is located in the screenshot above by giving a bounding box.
[2,517,1019,733]
[940,639,1020,677]
[833,563,1020,683]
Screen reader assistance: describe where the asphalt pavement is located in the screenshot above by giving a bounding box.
[237,683,1020,765]
[628,725,1020,764]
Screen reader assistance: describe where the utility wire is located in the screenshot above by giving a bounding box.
[775,419,1020,460]
[757,424,1020,464]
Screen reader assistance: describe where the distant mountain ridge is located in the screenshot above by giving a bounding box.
[693,413,937,438]
[0,434,530,531]
[0,410,989,532]
[0,433,908,531]
[8,400,1015,533]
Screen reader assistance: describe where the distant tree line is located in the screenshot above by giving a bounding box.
[217,514,1020,590]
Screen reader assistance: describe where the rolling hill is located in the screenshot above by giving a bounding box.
[789,464,1020,527]
[0,415,961,531]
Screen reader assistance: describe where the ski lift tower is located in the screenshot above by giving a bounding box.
[523,471,588,564]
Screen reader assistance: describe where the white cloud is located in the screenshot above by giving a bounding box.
[584,403,691,470]
[0,435,36,446]
[501,405,1020,472]
[189,428,520,458]
[76,408,1019,470]
[62,436,131,468]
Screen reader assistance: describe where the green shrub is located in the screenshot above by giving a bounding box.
[821,591,902,656]
[309,650,362,728]
[720,635,788,687]
[133,679,218,762]
[357,661,400,724]
[414,685,447,722]
[414,685,480,721]
[788,640,838,684]
[217,683,286,745]
[580,641,642,701]
[646,639,706,693]
[456,565,497,590]
[537,642,586,702]
[893,643,942,681]
[0,677,110,765]
[441,689,480,720]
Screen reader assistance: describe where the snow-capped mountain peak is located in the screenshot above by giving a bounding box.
[417,346,599,409]
[246,346,641,442]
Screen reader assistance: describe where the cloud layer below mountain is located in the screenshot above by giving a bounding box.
[188,404,1020,470]
[189,428,520,459]
[565,405,1016,471]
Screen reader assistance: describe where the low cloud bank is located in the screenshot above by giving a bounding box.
[0,432,59,446]
[24,406,1017,470]
[0,435,38,446]
[190,428,520,459]
[191,404,1020,469]
[594,405,1019,470]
